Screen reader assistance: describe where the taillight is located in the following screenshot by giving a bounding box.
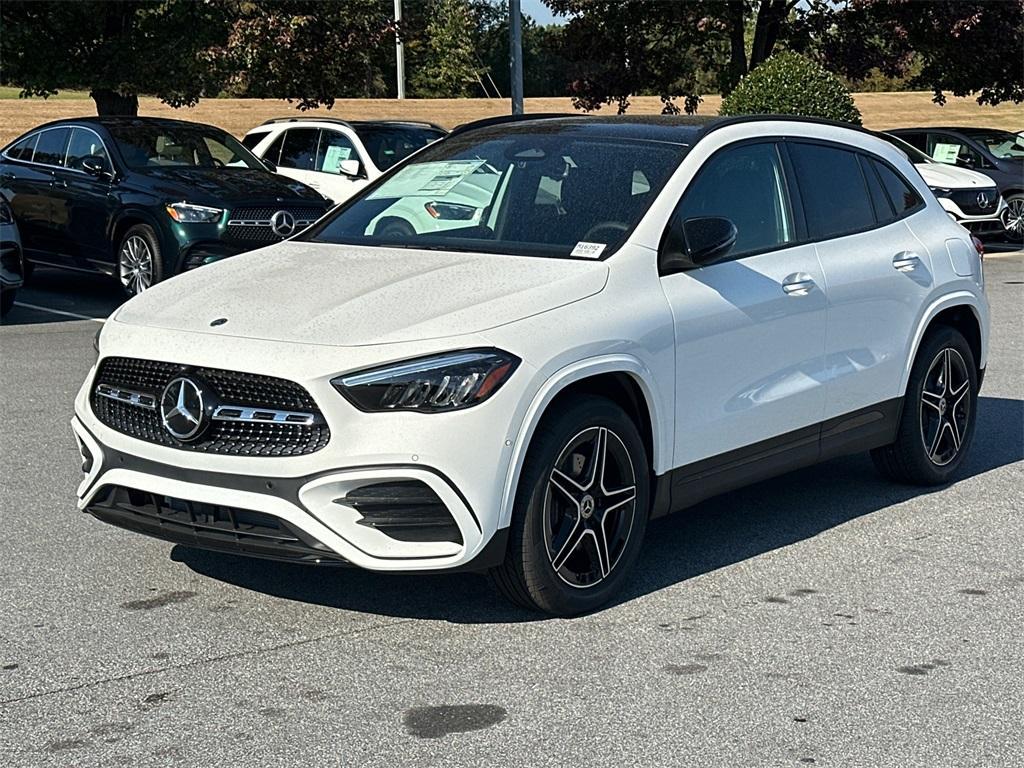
[971,235,984,259]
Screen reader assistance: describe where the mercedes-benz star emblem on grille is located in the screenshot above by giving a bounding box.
[977,192,991,209]
[160,377,206,441]
[270,210,297,237]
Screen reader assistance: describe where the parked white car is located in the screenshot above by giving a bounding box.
[879,132,1007,238]
[243,118,445,204]
[75,116,989,615]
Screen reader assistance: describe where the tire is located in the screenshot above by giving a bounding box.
[490,396,650,615]
[374,217,416,238]
[117,224,164,297]
[0,288,14,318]
[871,326,978,485]
[1001,192,1024,243]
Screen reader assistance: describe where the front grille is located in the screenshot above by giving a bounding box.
[88,485,346,565]
[947,187,1000,216]
[91,357,330,456]
[226,206,324,242]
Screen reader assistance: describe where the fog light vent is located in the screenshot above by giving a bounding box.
[337,481,462,544]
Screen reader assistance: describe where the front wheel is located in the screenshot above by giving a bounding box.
[871,326,978,485]
[1001,193,1024,243]
[490,396,650,615]
[118,224,164,297]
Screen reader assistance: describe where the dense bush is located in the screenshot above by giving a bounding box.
[720,52,862,125]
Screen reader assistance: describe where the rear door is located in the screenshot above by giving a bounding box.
[8,127,71,263]
[787,141,932,423]
[273,127,322,191]
[660,140,829,468]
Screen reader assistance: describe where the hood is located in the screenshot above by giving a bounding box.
[115,242,609,347]
[915,162,997,190]
[133,167,326,206]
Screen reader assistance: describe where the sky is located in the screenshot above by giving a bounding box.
[521,0,565,26]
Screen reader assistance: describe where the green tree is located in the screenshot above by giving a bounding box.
[411,0,480,98]
[0,0,230,115]
[720,51,862,123]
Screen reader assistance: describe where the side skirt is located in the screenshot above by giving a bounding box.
[652,398,902,518]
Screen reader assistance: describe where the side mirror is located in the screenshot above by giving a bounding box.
[339,158,363,178]
[660,215,737,273]
[81,155,109,178]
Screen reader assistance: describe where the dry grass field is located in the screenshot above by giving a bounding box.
[1,91,1021,146]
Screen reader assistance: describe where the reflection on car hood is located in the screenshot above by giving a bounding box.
[114,241,609,347]
[133,167,326,206]
[915,162,997,189]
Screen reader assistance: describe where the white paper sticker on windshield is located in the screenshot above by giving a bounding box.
[932,142,961,164]
[571,241,606,259]
[368,160,486,199]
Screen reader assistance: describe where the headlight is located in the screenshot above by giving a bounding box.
[333,349,519,413]
[424,201,477,221]
[165,202,223,223]
[0,199,13,225]
[929,187,953,198]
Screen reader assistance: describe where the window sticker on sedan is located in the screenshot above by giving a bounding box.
[570,241,606,258]
[932,142,962,164]
[368,160,486,199]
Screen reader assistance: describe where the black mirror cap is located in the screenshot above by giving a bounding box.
[81,156,109,177]
[659,215,737,273]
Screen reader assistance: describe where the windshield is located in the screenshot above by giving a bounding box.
[108,123,267,170]
[959,129,1024,159]
[881,133,933,164]
[302,126,687,259]
[354,124,446,171]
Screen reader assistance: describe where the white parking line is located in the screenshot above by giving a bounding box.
[13,302,106,323]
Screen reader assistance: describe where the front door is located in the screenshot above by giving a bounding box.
[50,127,116,271]
[660,141,829,469]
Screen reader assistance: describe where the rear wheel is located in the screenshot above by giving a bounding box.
[871,326,978,485]
[118,224,164,297]
[490,396,649,615]
[1002,193,1024,242]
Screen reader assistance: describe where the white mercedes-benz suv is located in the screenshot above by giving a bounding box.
[74,115,989,615]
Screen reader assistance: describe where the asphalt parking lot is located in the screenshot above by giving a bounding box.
[1,253,1022,767]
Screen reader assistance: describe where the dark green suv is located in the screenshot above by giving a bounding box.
[0,117,329,294]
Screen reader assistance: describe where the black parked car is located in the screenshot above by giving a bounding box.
[0,117,329,295]
[1,196,24,317]
[890,127,1024,240]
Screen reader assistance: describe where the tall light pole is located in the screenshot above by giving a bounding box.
[509,0,524,114]
[394,0,406,99]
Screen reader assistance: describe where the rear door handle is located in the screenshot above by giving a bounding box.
[892,251,921,272]
[782,273,817,296]
[51,177,68,189]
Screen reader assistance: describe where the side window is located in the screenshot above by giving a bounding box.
[677,142,794,257]
[6,133,39,162]
[315,130,358,174]
[241,131,269,151]
[897,132,927,153]
[65,128,109,172]
[278,128,319,170]
[859,155,894,223]
[871,158,923,216]
[789,142,875,240]
[927,132,983,168]
[33,128,71,167]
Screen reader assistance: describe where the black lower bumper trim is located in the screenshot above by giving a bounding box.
[88,485,348,566]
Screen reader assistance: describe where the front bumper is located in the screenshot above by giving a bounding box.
[938,197,1009,237]
[73,325,532,572]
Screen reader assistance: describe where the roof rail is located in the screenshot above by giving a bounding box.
[697,113,874,140]
[449,113,583,137]
[260,116,355,128]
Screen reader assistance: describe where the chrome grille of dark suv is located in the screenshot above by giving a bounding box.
[90,357,330,456]
[226,206,325,242]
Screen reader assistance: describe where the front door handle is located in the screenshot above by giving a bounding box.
[782,273,817,296]
[892,251,921,272]
[51,177,68,189]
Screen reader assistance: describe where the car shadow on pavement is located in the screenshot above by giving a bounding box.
[2,268,125,326]
[176,395,1023,623]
